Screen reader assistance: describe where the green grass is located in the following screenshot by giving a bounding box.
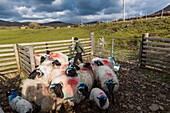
[83,17,170,38]
[0,28,91,44]
[0,17,169,44]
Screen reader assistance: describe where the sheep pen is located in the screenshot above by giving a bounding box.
[0,60,170,113]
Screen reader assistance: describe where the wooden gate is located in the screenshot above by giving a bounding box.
[139,33,170,73]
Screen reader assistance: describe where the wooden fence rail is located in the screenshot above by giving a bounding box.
[139,33,170,74]
[0,44,20,74]
[0,37,93,76]
[17,37,92,76]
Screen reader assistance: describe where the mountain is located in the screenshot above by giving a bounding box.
[41,21,73,27]
[0,20,24,26]
[150,4,170,17]
[154,4,170,14]
[0,20,73,27]
[84,21,103,25]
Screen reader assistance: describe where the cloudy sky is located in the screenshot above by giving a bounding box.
[0,0,169,23]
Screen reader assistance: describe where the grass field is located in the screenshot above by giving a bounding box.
[0,28,91,44]
[0,17,169,44]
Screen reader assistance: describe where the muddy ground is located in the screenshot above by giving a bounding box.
[0,61,170,113]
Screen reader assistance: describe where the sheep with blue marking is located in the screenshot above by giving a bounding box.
[93,60,119,103]
[7,89,33,113]
[74,62,95,103]
[89,88,109,111]
[29,59,61,84]
[92,57,120,72]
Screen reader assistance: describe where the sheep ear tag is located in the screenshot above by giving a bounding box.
[51,84,56,87]
[113,63,120,71]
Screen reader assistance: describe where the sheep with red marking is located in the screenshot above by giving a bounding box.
[29,59,61,84]
[93,60,119,103]
[92,57,120,72]
[35,51,68,65]
[89,88,109,111]
[73,62,95,103]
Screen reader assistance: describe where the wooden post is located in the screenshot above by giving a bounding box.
[13,44,21,73]
[102,36,105,49]
[139,33,149,67]
[28,46,35,71]
[111,38,114,57]
[71,37,75,57]
[91,32,94,57]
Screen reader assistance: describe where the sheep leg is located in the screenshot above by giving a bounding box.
[90,100,93,110]
[112,93,115,104]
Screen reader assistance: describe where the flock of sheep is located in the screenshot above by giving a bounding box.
[5,51,120,113]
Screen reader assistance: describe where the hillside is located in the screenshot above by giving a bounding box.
[0,20,72,27]
[83,17,170,38]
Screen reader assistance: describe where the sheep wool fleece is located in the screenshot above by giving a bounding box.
[89,88,109,110]
[10,96,33,113]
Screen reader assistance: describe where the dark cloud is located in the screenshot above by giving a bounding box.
[0,0,169,23]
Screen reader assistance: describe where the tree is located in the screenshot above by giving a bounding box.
[28,22,41,29]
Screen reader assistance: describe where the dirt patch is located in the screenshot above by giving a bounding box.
[0,61,170,113]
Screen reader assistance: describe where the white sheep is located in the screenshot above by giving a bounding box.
[20,79,58,112]
[29,59,61,84]
[95,65,119,103]
[74,63,95,103]
[7,89,33,113]
[89,88,109,110]
[92,57,120,72]
[34,51,68,65]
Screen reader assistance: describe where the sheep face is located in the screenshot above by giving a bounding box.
[94,60,104,66]
[97,95,107,108]
[52,59,61,66]
[29,68,44,79]
[68,61,80,70]
[83,63,93,71]
[6,89,17,99]
[78,82,89,98]
[40,56,46,64]
[65,67,78,77]
[50,83,64,98]
[105,79,117,95]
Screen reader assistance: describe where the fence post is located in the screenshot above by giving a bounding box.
[28,46,35,71]
[102,36,105,50]
[91,32,94,57]
[13,44,21,73]
[139,33,149,67]
[111,38,114,57]
[71,37,75,57]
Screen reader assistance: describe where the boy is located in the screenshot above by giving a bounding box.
[73,37,85,64]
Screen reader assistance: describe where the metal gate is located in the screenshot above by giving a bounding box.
[93,36,141,62]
